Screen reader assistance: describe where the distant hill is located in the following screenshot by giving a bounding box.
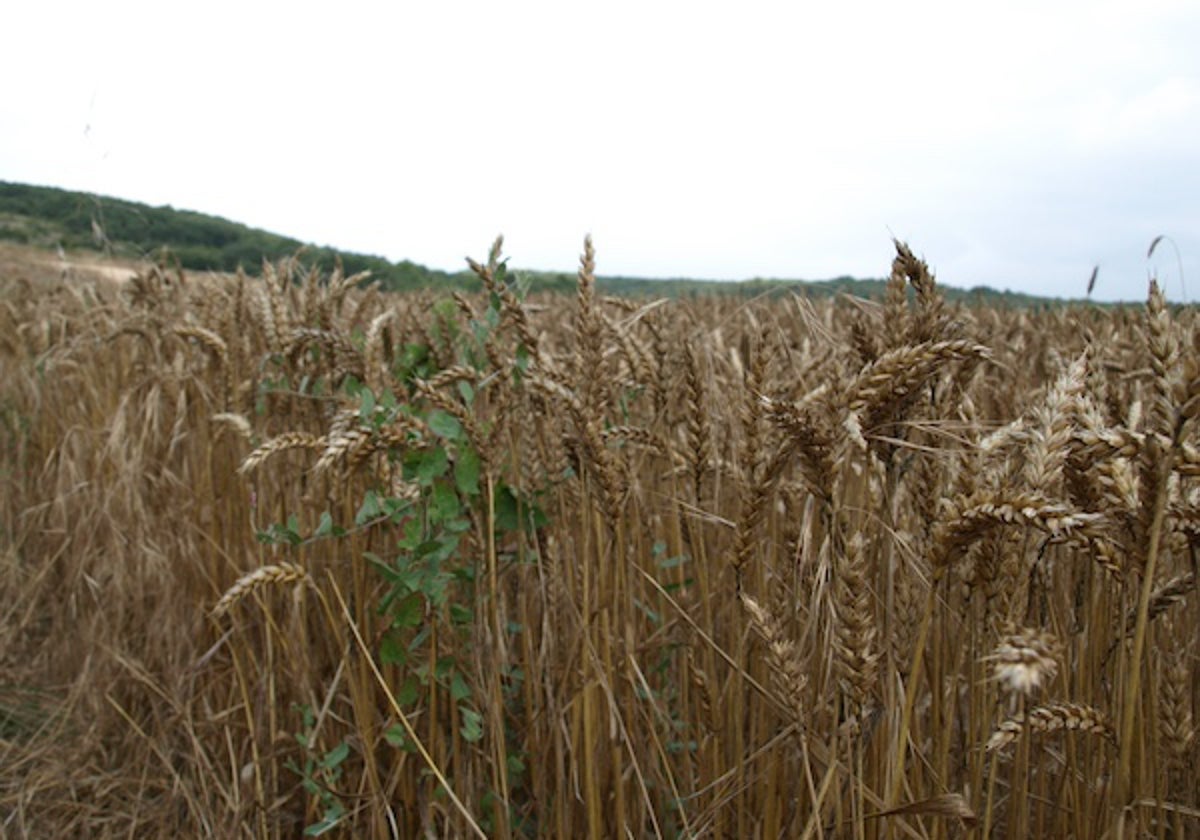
[0,180,460,292]
[0,180,1052,303]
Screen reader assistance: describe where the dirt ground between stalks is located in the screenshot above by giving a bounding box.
[0,242,157,288]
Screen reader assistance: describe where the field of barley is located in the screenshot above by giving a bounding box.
[0,239,1196,838]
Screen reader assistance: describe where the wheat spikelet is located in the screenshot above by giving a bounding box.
[1159,643,1196,767]
[239,432,325,473]
[414,380,488,471]
[1123,571,1195,634]
[606,312,655,387]
[600,425,664,454]
[844,339,990,430]
[732,337,771,586]
[986,702,1115,752]
[172,324,227,364]
[343,417,427,472]
[1144,279,1178,441]
[686,649,717,733]
[1073,427,1144,463]
[316,427,370,474]
[1023,353,1087,494]
[834,534,880,710]
[761,394,835,504]
[318,419,425,474]
[741,593,808,731]
[285,327,360,374]
[363,309,395,396]
[932,492,1106,569]
[883,248,911,347]
[423,365,478,391]
[212,562,312,617]
[986,628,1062,696]
[1174,441,1200,476]
[572,235,607,417]
[211,412,253,441]
[326,269,371,309]
[849,307,882,365]
[893,240,948,344]
[256,267,288,354]
[683,340,711,501]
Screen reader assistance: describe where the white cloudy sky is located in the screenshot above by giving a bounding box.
[4,1,1199,301]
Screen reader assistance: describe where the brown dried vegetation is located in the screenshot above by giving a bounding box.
[0,241,1197,837]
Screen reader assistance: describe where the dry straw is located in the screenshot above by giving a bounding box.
[4,240,1198,837]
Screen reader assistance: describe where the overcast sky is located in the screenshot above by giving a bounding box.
[4,1,1199,301]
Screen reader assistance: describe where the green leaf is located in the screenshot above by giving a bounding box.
[656,553,690,570]
[454,448,481,496]
[460,707,484,742]
[383,494,415,521]
[450,671,470,702]
[398,516,422,550]
[313,511,334,538]
[379,629,406,665]
[435,656,456,680]
[392,592,424,628]
[411,446,449,485]
[355,491,381,525]
[457,381,475,406]
[304,802,346,836]
[494,484,548,534]
[432,534,461,566]
[427,409,463,441]
[320,741,350,770]
[633,597,661,625]
[429,481,461,522]
[384,723,408,749]
[514,343,531,374]
[285,514,303,545]
[359,388,376,421]
[444,516,472,534]
[396,675,419,706]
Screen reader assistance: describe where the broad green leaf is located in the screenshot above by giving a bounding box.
[412,446,449,485]
[457,381,474,406]
[427,409,463,441]
[454,448,481,496]
[284,514,303,545]
[359,388,376,420]
[321,741,350,770]
[392,592,424,628]
[396,674,419,706]
[313,511,334,538]
[379,629,406,665]
[460,707,484,742]
[304,802,346,836]
[384,724,408,749]
[355,491,381,525]
[430,481,461,522]
[450,671,470,702]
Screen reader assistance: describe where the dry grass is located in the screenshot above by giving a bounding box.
[0,240,1197,838]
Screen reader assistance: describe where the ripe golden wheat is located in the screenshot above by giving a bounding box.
[1,239,1196,838]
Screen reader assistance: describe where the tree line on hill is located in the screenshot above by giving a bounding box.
[0,180,1050,304]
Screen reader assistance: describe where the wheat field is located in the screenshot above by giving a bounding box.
[0,239,1196,838]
